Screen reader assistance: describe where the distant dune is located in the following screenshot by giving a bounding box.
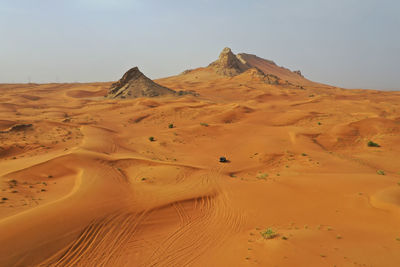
[1,48,400,266]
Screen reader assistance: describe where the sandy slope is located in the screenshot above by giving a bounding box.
[1,72,400,267]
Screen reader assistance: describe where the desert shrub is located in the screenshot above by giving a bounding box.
[367,141,380,147]
[377,170,385,175]
[260,228,277,239]
[1,197,8,201]
[301,153,307,156]
[257,173,268,180]
[149,136,155,142]
[8,179,18,185]
[168,123,174,128]
[200,122,209,127]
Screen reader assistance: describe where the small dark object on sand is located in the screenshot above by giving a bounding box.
[219,157,228,163]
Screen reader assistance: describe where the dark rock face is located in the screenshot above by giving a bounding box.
[106,67,176,99]
[208,47,250,77]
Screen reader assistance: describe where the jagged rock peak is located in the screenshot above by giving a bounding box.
[112,67,143,87]
[221,47,232,53]
[219,47,235,61]
[208,47,250,77]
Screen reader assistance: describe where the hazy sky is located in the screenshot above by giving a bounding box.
[0,0,399,90]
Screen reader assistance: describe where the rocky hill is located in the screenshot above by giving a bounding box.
[174,47,332,89]
[106,67,176,99]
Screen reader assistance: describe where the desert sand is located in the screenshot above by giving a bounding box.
[1,48,400,267]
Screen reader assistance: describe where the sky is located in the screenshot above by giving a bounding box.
[0,0,399,90]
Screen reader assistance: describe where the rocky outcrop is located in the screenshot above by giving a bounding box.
[293,70,303,77]
[208,47,250,77]
[207,47,284,84]
[106,67,176,99]
[181,69,194,75]
[208,48,288,85]
[245,68,281,85]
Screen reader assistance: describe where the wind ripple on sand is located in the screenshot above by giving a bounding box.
[15,162,243,266]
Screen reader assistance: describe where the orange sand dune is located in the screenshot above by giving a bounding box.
[1,70,400,267]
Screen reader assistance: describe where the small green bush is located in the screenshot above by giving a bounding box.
[367,141,380,147]
[377,170,385,175]
[168,123,174,128]
[257,173,268,180]
[260,228,277,239]
[200,122,209,127]
[149,136,155,142]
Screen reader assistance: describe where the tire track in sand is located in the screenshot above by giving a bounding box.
[143,168,244,267]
